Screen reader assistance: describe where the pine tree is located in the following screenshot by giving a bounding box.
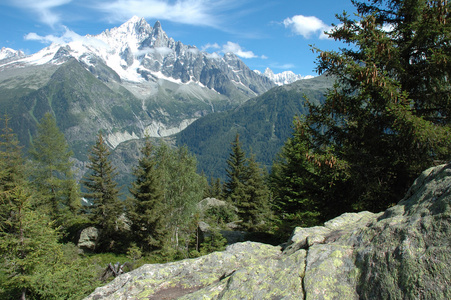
[223,134,248,205]
[0,184,63,300]
[240,153,272,231]
[223,134,273,231]
[0,115,26,194]
[82,132,122,250]
[205,177,223,199]
[302,0,451,213]
[127,138,167,252]
[270,118,328,227]
[28,112,80,225]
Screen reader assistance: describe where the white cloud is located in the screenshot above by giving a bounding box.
[24,27,108,48]
[7,0,72,28]
[94,0,226,27]
[201,43,221,51]
[222,41,258,59]
[270,63,295,70]
[283,15,330,39]
[202,41,265,59]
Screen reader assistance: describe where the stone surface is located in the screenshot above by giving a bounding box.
[85,164,451,299]
[77,227,100,251]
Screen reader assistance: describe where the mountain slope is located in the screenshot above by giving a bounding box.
[0,17,276,162]
[176,74,334,179]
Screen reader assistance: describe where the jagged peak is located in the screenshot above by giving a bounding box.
[0,47,25,60]
[122,16,149,28]
[153,20,162,29]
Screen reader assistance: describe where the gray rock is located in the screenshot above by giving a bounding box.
[77,227,100,251]
[85,164,451,299]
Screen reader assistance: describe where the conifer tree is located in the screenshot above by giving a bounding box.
[127,138,167,252]
[28,112,80,225]
[223,134,248,205]
[223,134,272,231]
[240,153,272,231]
[270,118,324,227]
[305,0,451,213]
[0,176,63,299]
[82,132,122,250]
[204,177,223,199]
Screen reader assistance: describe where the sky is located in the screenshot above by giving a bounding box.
[0,0,357,77]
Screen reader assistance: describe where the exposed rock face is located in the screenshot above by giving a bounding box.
[77,227,100,251]
[85,164,451,299]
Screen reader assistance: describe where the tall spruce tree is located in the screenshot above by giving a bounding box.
[0,122,65,299]
[291,0,451,217]
[28,113,80,227]
[0,186,63,300]
[224,134,272,231]
[241,153,272,231]
[82,132,122,250]
[127,138,167,252]
[0,115,26,192]
[223,134,248,205]
[270,118,326,227]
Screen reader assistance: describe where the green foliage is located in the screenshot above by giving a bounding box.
[204,177,223,199]
[276,0,451,225]
[82,132,123,251]
[224,134,248,204]
[176,75,333,179]
[28,112,81,228]
[0,186,62,299]
[223,134,272,231]
[203,204,237,225]
[127,138,168,252]
[152,142,207,254]
[270,118,323,228]
[198,227,227,256]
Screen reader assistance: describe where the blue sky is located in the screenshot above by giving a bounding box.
[0,0,356,77]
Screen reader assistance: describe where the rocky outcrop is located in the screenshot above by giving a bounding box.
[77,227,100,251]
[85,164,451,299]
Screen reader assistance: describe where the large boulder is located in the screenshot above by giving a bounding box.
[85,164,451,299]
[77,227,100,251]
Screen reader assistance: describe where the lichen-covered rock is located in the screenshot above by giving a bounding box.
[85,164,451,300]
[77,227,100,251]
[354,164,451,299]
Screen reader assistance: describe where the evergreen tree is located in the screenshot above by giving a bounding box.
[0,184,63,300]
[224,134,273,231]
[0,115,26,193]
[28,112,81,225]
[240,153,272,231]
[82,132,122,250]
[270,118,326,227]
[223,134,248,205]
[293,0,451,216]
[204,177,223,199]
[127,138,167,252]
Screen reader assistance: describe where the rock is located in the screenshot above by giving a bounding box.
[77,227,100,251]
[85,164,451,299]
[197,197,228,210]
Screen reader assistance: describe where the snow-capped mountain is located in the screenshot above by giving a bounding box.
[0,16,276,170]
[0,47,25,61]
[256,68,314,86]
[2,16,273,96]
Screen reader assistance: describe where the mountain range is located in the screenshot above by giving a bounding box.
[0,16,332,181]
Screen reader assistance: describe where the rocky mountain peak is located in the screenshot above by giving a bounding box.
[0,47,25,61]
